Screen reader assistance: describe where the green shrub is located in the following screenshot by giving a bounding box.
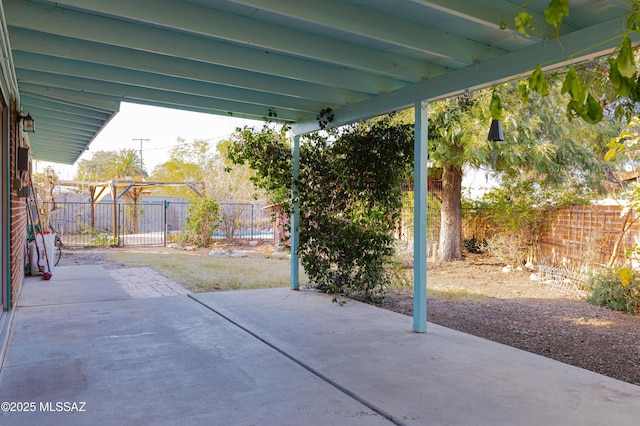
[462,237,486,254]
[227,118,413,303]
[77,221,118,247]
[184,197,220,247]
[587,267,640,315]
[90,233,119,247]
[297,119,413,302]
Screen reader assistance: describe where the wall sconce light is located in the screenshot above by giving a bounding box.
[487,119,504,141]
[17,186,30,198]
[18,112,35,133]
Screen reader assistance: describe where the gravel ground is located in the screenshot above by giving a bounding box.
[379,253,640,387]
[59,247,640,386]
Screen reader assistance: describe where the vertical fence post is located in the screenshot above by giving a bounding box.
[111,181,119,245]
[163,200,168,246]
[118,204,122,247]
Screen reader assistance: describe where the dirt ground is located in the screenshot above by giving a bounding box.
[380,254,640,387]
[59,246,640,386]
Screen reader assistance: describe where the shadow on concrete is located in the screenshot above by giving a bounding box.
[1,265,639,425]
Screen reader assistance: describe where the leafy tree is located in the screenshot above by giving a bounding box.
[76,150,119,181]
[207,140,268,239]
[168,138,211,171]
[76,149,146,181]
[427,96,485,260]
[504,1,640,125]
[298,120,413,299]
[151,138,213,199]
[427,73,617,261]
[152,137,269,240]
[227,125,292,206]
[210,140,266,202]
[226,125,293,244]
[152,138,211,182]
[151,137,266,201]
[601,117,640,266]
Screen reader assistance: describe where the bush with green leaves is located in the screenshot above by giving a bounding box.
[297,120,413,300]
[587,267,640,315]
[227,118,413,301]
[462,237,486,254]
[184,197,220,247]
[77,221,118,247]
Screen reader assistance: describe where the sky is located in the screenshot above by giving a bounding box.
[35,102,259,179]
[34,102,496,198]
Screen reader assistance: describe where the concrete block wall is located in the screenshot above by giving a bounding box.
[537,204,639,267]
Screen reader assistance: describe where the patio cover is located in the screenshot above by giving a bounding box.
[2,0,634,163]
[1,0,637,330]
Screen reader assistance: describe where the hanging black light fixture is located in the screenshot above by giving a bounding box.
[18,112,35,133]
[487,119,504,142]
[488,119,503,167]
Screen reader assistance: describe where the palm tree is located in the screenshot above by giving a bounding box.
[110,148,147,233]
[112,148,145,179]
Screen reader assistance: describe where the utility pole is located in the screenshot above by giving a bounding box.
[132,138,150,173]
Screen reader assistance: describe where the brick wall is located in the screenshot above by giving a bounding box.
[9,106,26,306]
[537,204,639,267]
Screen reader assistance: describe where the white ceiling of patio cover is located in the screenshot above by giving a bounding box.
[2,0,635,164]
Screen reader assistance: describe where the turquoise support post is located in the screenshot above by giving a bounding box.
[413,101,428,332]
[290,134,300,290]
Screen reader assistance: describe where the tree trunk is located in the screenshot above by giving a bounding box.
[438,163,463,261]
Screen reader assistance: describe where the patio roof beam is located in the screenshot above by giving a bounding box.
[22,105,106,128]
[48,0,436,80]
[410,0,569,40]
[226,0,506,66]
[20,95,113,121]
[16,70,314,123]
[4,0,424,88]
[19,85,121,113]
[13,52,332,114]
[292,16,634,134]
[10,28,371,105]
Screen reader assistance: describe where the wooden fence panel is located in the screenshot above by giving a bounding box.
[537,205,640,267]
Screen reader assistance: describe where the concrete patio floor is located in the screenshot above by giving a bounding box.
[1,265,639,425]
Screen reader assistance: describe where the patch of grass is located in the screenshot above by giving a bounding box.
[107,251,303,293]
[427,288,492,303]
[386,263,492,303]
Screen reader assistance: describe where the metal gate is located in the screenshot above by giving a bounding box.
[47,201,170,247]
[46,201,273,247]
[117,202,168,246]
